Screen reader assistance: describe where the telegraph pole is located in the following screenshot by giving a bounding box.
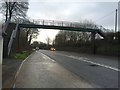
[114,9,118,39]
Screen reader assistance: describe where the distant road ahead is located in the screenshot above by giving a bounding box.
[39,50,118,88]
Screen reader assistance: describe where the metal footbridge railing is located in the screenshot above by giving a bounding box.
[17,19,106,38]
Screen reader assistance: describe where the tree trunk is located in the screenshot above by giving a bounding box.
[8,2,16,21]
[5,2,8,22]
[26,29,30,42]
[17,28,20,52]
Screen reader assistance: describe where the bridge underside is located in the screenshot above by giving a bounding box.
[19,23,105,38]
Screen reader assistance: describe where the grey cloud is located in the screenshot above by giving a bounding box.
[27,2,118,29]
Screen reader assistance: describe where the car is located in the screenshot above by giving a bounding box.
[50,47,56,51]
[35,47,39,50]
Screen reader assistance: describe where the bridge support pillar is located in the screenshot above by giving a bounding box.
[91,32,96,54]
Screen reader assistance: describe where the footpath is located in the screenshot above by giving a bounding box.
[2,58,22,88]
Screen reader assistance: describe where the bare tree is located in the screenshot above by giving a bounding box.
[28,28,39,45]
[46,37,52,45]
[54,20,99,47]
[0,1,29,22]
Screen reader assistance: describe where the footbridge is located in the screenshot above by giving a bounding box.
[2,19,106,58]
[18,19,105,38]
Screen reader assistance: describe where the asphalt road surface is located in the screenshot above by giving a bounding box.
[14,50,119,88]
[39,50,119,88]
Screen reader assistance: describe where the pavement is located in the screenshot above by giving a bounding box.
[2,58,22,88]
[14,51,93,88]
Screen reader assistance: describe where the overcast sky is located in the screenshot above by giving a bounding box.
[118,1,120,31]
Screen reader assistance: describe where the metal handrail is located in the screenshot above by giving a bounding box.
[18,19,103,30]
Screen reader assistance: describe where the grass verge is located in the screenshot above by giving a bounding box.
[10,50,33,60]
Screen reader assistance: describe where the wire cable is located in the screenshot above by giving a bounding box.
[94,10,116,23]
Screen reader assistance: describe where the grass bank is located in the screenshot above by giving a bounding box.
[10,50,33,60]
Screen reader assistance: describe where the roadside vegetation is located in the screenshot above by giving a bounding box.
[53,27,119,57]
[10,50,33,60]
[0,1,39,58]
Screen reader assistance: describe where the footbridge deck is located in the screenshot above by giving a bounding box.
[17,19,105,38]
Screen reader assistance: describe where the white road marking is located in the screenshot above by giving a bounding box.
[38,51,56,62]
[64,55,120,72]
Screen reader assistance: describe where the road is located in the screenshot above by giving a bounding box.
[14,51,93,88]
[14,50,118,88]
[39,50,119,88]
